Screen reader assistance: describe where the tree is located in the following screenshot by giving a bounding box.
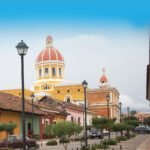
[92,117,115,140]
[45,121,81,150]
[112,123,128,138]
[3,122,17,136]
[0,122,17,137]
[130,110,137,116]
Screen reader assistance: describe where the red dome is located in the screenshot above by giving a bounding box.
[36,48,64,63]
[100,75,108,83]
[36,36,64,63]
[99,68,108,83]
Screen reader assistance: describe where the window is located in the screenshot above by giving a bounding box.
[39,69,42,77]
[45,68,49,76]
[71,116,74,122]
[44,85,49,90]
[59,68,61,76]
[52,67,56,76]
[67,98,70,103]
[78,117,80,125]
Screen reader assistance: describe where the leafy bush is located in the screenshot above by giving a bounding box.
[102,139,117,145]
[117,136,128,141]
[46,140,57,146]
[80,145,90,150]
[90,144,98,150]
[97,143,109,149]
[59,137,70,144]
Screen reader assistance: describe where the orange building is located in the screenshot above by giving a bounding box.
[87,69,120,122]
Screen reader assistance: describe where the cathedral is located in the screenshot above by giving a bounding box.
[33,35,120,121]
[34,35,84,104]
[2,35,120,121]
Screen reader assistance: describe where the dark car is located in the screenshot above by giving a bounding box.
[134,126,150,134]
[89,128,104,139]
[0,135,38,149]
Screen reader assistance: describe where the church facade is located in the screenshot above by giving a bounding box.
[87,69,120,122]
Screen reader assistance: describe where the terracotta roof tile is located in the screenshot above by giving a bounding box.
[0,92,45,115]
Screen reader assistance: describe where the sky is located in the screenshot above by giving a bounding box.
[0,0,150,112]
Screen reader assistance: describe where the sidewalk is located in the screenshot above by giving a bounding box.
[137,135,150,150]
[109,134,150,150]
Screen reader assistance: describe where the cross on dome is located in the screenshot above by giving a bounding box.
[46,35,53,47]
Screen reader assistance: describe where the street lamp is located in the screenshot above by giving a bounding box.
[30,93,35,138]
[16,40,29,150]
[106,94,110,119]
[82,80,88,147]
[127,107,130,117]
[119,102,122,122]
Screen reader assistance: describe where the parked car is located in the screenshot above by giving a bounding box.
[103,129,109,136]
[89,128,104,139]
[134,126,150,134]
[0,135,39,149]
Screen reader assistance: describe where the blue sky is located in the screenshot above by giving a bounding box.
[0,0,150,111]
[0,0,149,28]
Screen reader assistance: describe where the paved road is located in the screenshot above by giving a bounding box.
[38,138,100,150]
[37,134,150,150]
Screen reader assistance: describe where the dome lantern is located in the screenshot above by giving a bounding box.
[46,35,53,48]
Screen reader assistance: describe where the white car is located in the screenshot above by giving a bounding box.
[103,129,109,136]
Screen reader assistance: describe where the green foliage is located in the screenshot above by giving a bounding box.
[44,124,54,136]
[112,123,128,132]
[80,145,90,150]
[59,136,70,144]
[123,116,138,122]
[90,144,97,150]
[46,140,57,146]
[0,123,4,131]
[130,110,137,116]
[97,143,109,149]
[116,136,128,141]
[92,117,114,130]
[102,139,117,145]
[0,122,17,135]
[3,122,17,134]
[52,121,81,138]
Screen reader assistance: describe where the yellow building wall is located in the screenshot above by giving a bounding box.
[52,85,84,101]
[1,89,33,100]
[0,111,20,140]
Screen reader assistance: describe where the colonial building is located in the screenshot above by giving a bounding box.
[87,69,120,122]
[0,92,44,140]
[34,36,84,104]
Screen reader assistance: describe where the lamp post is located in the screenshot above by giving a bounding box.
[82,80,88,147]
[127,107,130,117]
[30,93,35,138]
[119,102,122,122]
[16,40,29,150]
[106,94,110,119]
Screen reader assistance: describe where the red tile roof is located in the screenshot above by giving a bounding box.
[0,92,44,115]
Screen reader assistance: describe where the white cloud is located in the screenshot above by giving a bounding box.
[0,26,148,111]
[120,95,150,112]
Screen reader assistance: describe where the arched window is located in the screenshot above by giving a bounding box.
[45,68,49,76]
[59,68,61,76]
[52,67,56,76]
[39,69,42,77]
[67,97,71,103]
